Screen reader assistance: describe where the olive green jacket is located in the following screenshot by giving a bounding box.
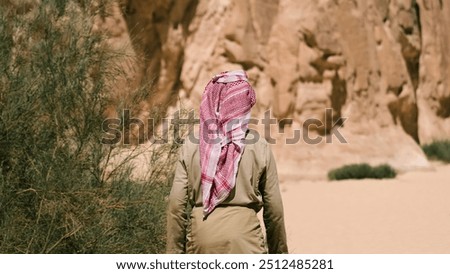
[166,130,288,253]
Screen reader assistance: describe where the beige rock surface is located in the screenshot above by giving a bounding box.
[110,0,450,178]
[4,0,448,178]
[416,0,450,144]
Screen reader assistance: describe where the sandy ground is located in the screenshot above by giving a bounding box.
[280,163,450,253]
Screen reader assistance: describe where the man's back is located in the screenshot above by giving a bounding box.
[167,129,288,253]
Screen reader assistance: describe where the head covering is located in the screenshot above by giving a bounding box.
[199,70,256,218]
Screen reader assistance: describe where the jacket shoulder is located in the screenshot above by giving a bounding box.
[245,128,269,149]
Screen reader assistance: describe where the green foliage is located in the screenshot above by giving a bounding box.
[328,163,397,181]
[422,140,450,163]
[0,0,178,253]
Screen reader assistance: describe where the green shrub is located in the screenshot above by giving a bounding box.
[328,163,397,181]
[422,140,450,163]
[0,0,179,253]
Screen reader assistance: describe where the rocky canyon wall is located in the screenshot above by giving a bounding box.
[107,0,450,179]
[10,0,448,179]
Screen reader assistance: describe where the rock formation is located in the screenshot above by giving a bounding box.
[8,0,449,179]
[416,0,450,144]
[110,0,450,179]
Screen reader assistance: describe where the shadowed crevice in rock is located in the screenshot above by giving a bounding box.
[398,1,421,143]
[395,0,422,95]
[381,0,421,143]
[118,0,199,140]
[170,0,199,105]
[121,0,199,107]
[437,95,450,118]
[328,75,347,133]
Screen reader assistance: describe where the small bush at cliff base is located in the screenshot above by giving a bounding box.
[422,140,450,163]
[328,163,397,180]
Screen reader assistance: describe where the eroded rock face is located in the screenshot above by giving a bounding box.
[416,0,450,144]
[5,0,446,179]
[111,0,450,179]
[8,0,444,178]
[121,0,199,108]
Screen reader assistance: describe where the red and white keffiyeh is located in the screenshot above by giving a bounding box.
[199,70,256,218]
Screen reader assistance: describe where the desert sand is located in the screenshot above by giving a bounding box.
[280,163,450,254]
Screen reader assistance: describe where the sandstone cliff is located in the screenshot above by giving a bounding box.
[104,0,450,179]
[13,0,450,179]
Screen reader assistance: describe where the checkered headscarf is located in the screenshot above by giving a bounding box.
[199,70,256,217]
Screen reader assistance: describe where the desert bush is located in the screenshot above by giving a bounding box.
[0,0,179,253]
[421,140,450,163]
[328,163,397,181]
